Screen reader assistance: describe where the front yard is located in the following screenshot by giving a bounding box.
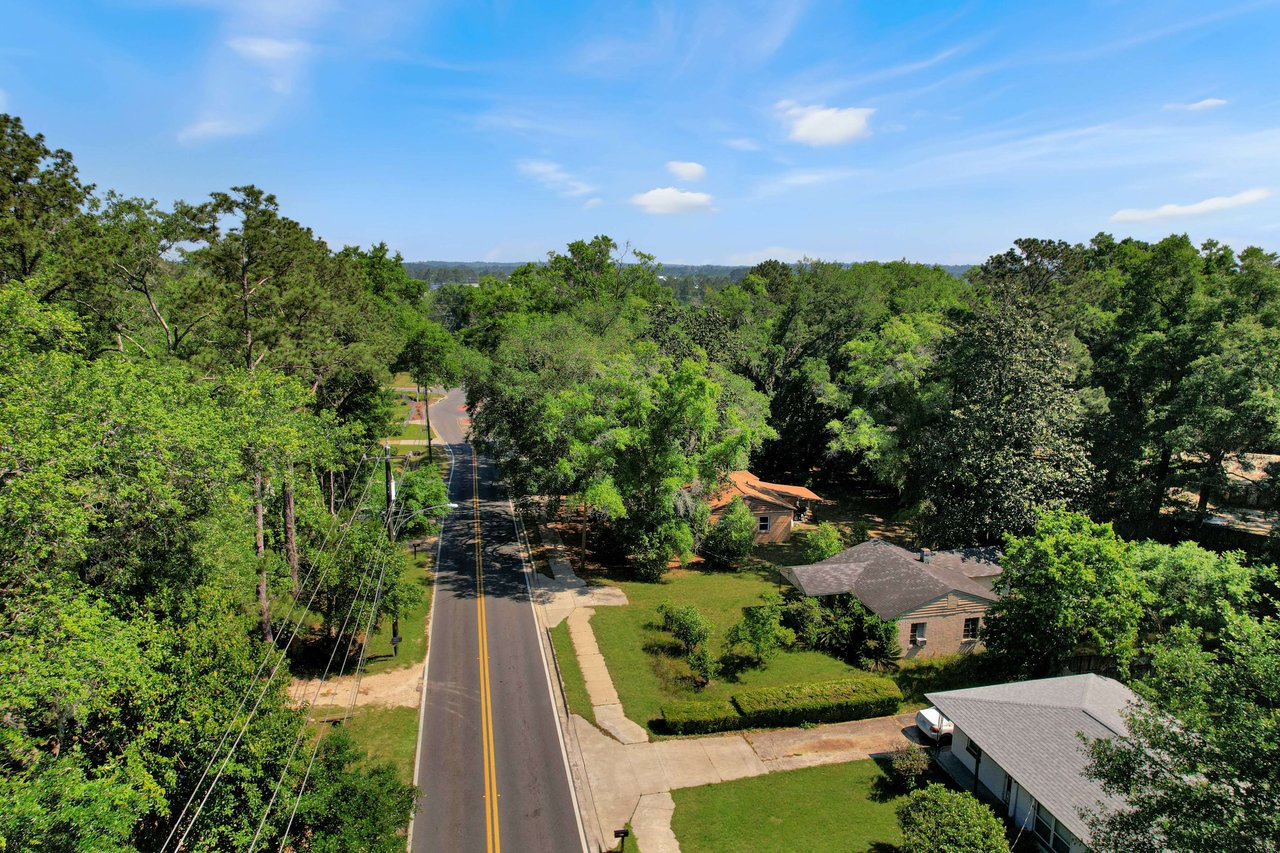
[671,758,904,853]
[590,567,862,734]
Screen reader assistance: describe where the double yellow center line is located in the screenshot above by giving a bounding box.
[473,448,501,853]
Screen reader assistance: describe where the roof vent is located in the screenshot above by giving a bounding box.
[920,548,932,563]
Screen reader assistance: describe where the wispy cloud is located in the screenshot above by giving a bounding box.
[630,187,715,214]
[1112,188,1271,222]
[725,137,760,151]
[517,160,595,197]
[756,167,863,197]
[776,99,874,146]
[1164,97,1228,111]
[176,0,418,145]
[578,0,809,75]
[583,197,603,209]
[666,160,707,181]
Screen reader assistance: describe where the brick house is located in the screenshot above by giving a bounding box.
[779,539,1002,658]
[706,470,825,544]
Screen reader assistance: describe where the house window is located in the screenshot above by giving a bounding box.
[1033,801,1074,852]
[1002,774,1013,804]
[964,736,981,760]
[963,617,981,641]
[909,622,927,646]
[757,515,770,532]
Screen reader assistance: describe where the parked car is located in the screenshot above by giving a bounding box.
[915,706,953,741]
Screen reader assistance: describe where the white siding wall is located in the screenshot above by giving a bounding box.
[952,729,977,774]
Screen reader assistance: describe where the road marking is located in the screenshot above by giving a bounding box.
[474,448,501,853]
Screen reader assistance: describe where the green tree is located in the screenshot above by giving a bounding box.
[1131,540,1272,642]
[914,304,1094,546]
[896,784,1011,853]
[702,495,757,568]
[982,511,1143,678]
[1084,612,1280,853]
[0,114,90,284]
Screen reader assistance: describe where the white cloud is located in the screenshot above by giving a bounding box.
[776,100,875,146]
[517,160,595,197]
[177,117,256,143]
[665,160,706,182]
[630,187,715,215]
[726,246,811,265]
[583,197,603,209]
[725,137,760,151]
[227,36,308,61]
[1164,97,1228,111]
[1111,188,1271,222]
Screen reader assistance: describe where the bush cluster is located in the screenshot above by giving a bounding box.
[660,673,902,733]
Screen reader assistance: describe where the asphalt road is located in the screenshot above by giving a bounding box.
[411,388,584,853]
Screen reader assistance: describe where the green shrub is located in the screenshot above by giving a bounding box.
[702,496,757,568]
[662,603,712,654]
[724,592,794,664]
[661,699,742,734]
[731,674,902,727]
[896,784,1010,853]
[686,647,719,685]
[798,521,846,563]
[889,743,931,791]
[780,590,823,648]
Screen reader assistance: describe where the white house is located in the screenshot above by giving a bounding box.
[927,674,1139,853]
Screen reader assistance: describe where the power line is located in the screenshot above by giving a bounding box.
[246,536,388,852]
[277,534,397,852]
[163,455,381,852]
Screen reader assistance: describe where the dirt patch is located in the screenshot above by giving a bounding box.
[290,663,423,710]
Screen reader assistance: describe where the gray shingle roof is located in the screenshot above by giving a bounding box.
[926,674,1140,844]
[778,539,999,619]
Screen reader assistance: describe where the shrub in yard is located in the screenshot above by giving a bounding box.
[662,604,712,654]
[798,521,846,563]
[780,590,823,648]
[724,593,795,664]
[702,496,757,568]
[660,699,742,735]
[815,594,902,670]
[731,674,903,727]
[686,646,719,685]
[889,743,931,791]
[896,784,1010,853]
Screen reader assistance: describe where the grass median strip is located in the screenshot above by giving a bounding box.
[549,621,597,727]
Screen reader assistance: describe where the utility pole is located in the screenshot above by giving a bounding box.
[384,441,401,655]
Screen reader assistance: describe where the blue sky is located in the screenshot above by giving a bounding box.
[4,1,1280,264]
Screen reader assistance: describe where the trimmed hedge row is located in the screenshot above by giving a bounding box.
[661,699,742,735]
[660,674,902,733]
[732,674,903,728]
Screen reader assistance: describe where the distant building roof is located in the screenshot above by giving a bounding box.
[707,470,825,513]
[927,674,1139,845]
[778,538,1000,618]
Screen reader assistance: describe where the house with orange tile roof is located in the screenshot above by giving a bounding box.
[706,470,826,544]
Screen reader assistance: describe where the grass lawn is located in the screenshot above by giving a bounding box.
[671,759,902,853]
[549,621,597,726]
[315,705,419,785]
[590,567,862,734]
[362,549,433,677]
